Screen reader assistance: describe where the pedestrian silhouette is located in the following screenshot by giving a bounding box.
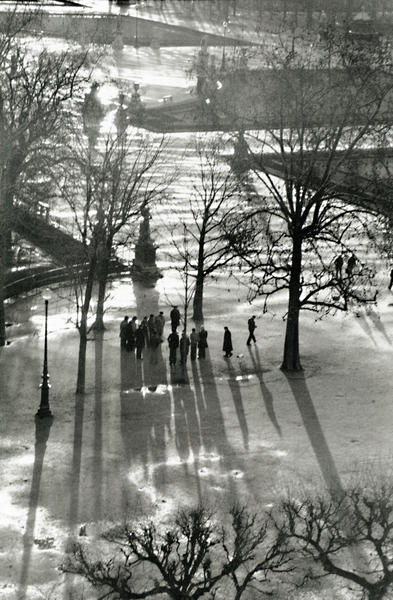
[246,315,257,345]
[170,305,180,332]
[334,255,343,279]
[388,268,393,290]
[346,254,357,277]
[136,325,145,360]
[190,328,198,361]
[119,315,128,348]
[179,331,190,364]
[168,331,179,365]
[198,326,208,359]
[223,326,233,358]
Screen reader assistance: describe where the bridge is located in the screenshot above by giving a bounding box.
[5,203,128,299]
[138,67,393,133]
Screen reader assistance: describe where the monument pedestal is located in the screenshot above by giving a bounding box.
[131,207,161,286]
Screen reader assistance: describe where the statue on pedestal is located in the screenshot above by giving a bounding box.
[131,206,161,286]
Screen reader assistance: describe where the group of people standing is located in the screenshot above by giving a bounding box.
[120,306,258,365]
[119,311,165,359]
[167,306,208,366]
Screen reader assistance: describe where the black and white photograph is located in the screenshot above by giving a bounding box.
[2,0,393,598]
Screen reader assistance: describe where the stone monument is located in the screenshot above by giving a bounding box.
[131,206,161,285]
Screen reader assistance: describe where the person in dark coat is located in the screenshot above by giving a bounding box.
[119,315,129,348]
[388,268,393,290]
[334,255,343,279]
[198,326,208,359]
[147,314,156,346]
[168,331,179,365]
[190,328,198,361]
[180,331,190,364]
[125,319,136,352]
[170,305,180,332]
[140,316,149,344]
[136,325,145,359]
[223,326,233,358]
[346,254,357,277]
[155,311,165,338]
[246,315,257,346]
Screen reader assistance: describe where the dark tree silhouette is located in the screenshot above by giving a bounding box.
[223,32,393,370]
[277,482,393,600]
[63,506,292,599]
[0,8,90,346]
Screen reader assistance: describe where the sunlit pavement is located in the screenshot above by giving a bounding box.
[2,269,393,599]
[2,14,393,600]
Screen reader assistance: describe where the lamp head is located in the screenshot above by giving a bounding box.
[42,289,51,301]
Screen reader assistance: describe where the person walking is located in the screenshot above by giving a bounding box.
[180,331,190,364]
[119,315,129,348]
[155,311,165,338]
[136,325,145,360]
[246,315,257,346]
[198,326,208,359]
[168,330,179,365]
[190,328,198,361]
[334,255,343,279]
[223,326,233,358]
[170,305,180,332]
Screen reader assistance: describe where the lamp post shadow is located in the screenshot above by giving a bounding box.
[18,415,53,600]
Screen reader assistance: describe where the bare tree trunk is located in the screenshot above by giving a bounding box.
[93,249,110,331]
[76,256,96,394]
[0,169,7,346]
[281,233,302,371]
[192,233,205,322]
[192,270,204,322]
[0,245,5,346]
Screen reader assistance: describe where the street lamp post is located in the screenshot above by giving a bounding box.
[36,291,52,418]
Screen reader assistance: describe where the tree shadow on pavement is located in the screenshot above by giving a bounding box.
[366,307,392,345]
[170,365,203,503]
[92,332,103,522]
[120,342,171,508]
[193,353,254,504]
[355,312,377,346]
[283,370,343,497]
[226,359,249,451]
[248,345,282,437]
[18,415,53,600]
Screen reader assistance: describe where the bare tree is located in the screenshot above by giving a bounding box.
[58,129,168,391]
[63,505,292,599]
[171,140,241,323]
[0,17,91,345]
[277,482,393,600]
[223,33,393,370]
